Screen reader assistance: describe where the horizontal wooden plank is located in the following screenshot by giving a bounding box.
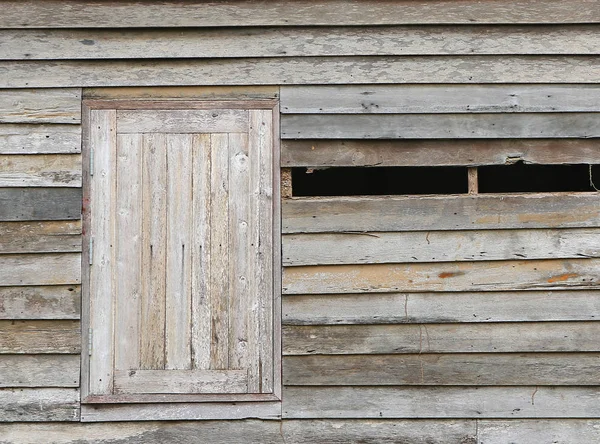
[284,258,600,294]
[0,320,80,354]
[284,353,600,386]
[2,1,598,28]
[0,89,81,124]
[2,57,600,88]
[281,139,600,167]
[0,220,81,254]
[0,388,79,421]
[283,228,600,266]
[0,124,81,154]
[0,285,80,320]
[283,291,600,325]
[283,322,600,355]
[116,109,248,133]
[0,154,81,187]
[282,194,600,233]
[114,370,248,395]
[0,419,477,443]
[0,188,82,221]
[0,355,79,387]
[283,386,600,418]
[282,84,600,114]
[478,419,600,443]
[83,86,279,100]
[0,253,81,286]
[281,113,600,139]
[4,26,600,60]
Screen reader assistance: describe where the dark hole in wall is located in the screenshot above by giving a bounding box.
[291,166,468,197]
[478,163,600,193]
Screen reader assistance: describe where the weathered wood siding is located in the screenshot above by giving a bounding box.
[0,0,599,442]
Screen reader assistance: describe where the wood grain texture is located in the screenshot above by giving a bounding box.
[281,113,600,139]
[0,253,80,286]
[0,285,80,320]
[0,154,81,187]
[0,220,81,254]
[0,320,80,354]
[3,57,600,88]
[282,194,600,233]
[281,84,600,114]
[117,109,248,134]
[1,1,598,28]
[0,388,79,421]
[0,89,81,123]
[283,353,600,386]
[4,26,600,60]
[0,355,79,387]
[0,188,81,221]
[281,139,600,167]
[282,291,600,325]
[283,386,600,418]
[0,124,81,154]
[84,86,279,101]
[477,419,600,443]
[283,228,600,266]
[283,322,600,355]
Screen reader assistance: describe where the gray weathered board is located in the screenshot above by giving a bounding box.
[0,124,81,154]
[0,89,81,123]
[0,188,81,221]
[0,285,80,320]
[0,155,82,187]
[0,221,81,254]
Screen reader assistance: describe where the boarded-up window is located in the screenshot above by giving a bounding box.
[82,101,279,405]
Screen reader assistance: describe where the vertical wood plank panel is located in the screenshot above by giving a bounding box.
[88,109,116,395]
[209,133,230,370]
[139,133,167,370]
[114,134,142,370]
[165,134,192,370]
[191,134,212,370]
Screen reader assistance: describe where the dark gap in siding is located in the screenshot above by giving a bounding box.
[291,166,468,197]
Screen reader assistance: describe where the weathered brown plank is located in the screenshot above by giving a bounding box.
[281,139,600,167]
[0,355,79,387]
[0,388,79,421]
[0,124,81,154]
[0,154,81,187]
[1,1,598,28]
[0,89,81,123]
[281,84,600,114]
[2,57,600,88]
[478,420,600,443]
[83,86,279,101]
[283,194,600,233]
[281,113,600,139]
[282,291,600,325]
[0,285,80,320]
[0,253,81,287]
[0,320,80,354]
[283,386,600,418]
[283,322,600,355]
[0,188,81,221]
[283,228,600,266]
[0,220,81,254]
[3,26,600,60]
[284,353,600,386]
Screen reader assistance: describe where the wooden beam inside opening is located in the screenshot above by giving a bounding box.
[468,167,479,194]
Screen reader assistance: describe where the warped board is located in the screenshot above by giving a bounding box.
[282,228,600,266]
[283,353,600,385]
[282,194,600,233]
[1,0,597,27]
[0,154,82,187]
[3,26,600,60]
[0,188,82,221]
[0,89,81,123]
[282,291,600,324]
[281,139,600,167]
[0,388,79,421]
[0,320,80,354]
[0,253,81,286]
[0,124,81,154]
[283,259,600,294]
[2,57,600,88]
[0,220,81,254]
[0,285,81,320]
[0,355,79,387]
[283,386,600,418]
[282,322,600,354]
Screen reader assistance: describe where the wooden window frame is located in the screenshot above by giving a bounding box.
[80,98,282,421]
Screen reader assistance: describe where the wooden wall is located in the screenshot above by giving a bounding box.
[1,1,600,442]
